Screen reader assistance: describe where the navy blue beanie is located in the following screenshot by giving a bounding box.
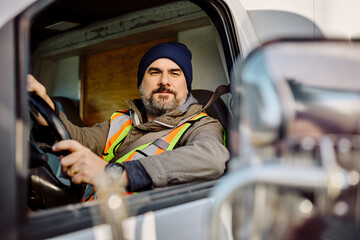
[137,42,193,92]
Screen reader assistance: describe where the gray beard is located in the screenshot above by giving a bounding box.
[139,85,185,117]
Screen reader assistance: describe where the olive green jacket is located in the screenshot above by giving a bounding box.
[59,94,229,188]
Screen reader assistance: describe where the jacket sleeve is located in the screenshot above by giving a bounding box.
[136,117,229,188]
[59,111,110,156]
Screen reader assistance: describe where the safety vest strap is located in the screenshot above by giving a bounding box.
[114,112,208,163]
[102,110,132,162]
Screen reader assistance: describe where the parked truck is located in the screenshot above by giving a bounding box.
[0,0,359,239]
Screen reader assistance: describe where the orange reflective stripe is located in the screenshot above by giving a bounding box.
[191,112,207,120]
[109,110,129,123]
[110,112,122,124]
[82,187,96,203]
[103,119,131,153]
[154,113,207,154]
[153,126,186,154]
[154,148,165,155]
[162,113,207,144]
[163,124,186,144]
[124,151,137,162]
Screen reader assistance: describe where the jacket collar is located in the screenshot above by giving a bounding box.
[178,94,198,113]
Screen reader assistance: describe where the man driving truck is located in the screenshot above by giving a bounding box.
[28,42,229,201]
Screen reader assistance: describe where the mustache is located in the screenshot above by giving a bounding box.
[151,85,176,95]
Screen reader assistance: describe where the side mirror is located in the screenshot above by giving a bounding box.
[230,39,360,164]
[212,39,360,240]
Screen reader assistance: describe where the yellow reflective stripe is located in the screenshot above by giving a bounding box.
[166,125,189,150]
[103,110,131,162]
[108,112,208,162]
[192,112,207,119]
[110,110,129,120]
[103,118,131,154]
[103,124,132,162]
[115,142,152,163]
[166,113,208,150]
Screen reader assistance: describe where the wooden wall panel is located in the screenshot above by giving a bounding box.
[82,37,174,126]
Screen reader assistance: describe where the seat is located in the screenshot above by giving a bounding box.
[191,89,229,133]
[52,96,84,127]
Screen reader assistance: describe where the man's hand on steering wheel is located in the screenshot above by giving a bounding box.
[28,74,107,186]
[53,140,108,185]
[27,74,55,125]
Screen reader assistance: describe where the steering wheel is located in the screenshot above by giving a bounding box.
[28,93,84,210]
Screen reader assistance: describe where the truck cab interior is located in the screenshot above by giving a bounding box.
[16,0,239,238]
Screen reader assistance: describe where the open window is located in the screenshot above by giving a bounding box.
[14,0,244,238]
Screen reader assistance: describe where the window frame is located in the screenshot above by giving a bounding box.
[16,0,240,238]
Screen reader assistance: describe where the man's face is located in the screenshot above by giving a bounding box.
[140,58,189,116]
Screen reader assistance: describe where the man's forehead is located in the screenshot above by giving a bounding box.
[147,58,181,70]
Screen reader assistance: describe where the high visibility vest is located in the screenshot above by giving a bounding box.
[81,110,209,202]
[102,110,132,162]
[102,110,208,163]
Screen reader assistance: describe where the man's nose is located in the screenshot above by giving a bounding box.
[159,73,170,86]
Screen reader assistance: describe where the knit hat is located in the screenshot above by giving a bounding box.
[137,42,193,92]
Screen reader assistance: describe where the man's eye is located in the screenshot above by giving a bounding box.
[172,71,180,76]
[150,71,160,75]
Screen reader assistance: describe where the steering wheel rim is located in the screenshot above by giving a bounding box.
[29,93,71,140]
[28,92,84,210]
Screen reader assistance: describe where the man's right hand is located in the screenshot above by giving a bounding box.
[52,140,129,187]
[27,74,55,125]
